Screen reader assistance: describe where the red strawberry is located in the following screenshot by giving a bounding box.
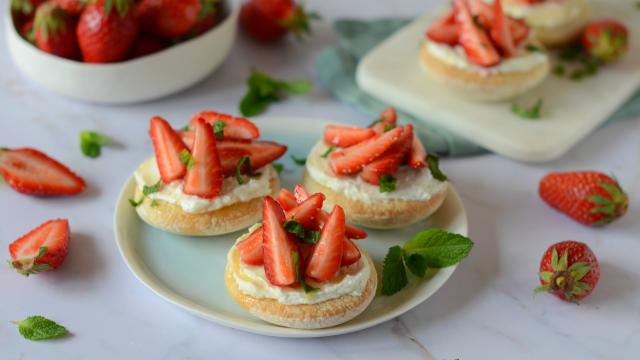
[324,125,375,148]
[149,116,188,184]
[9,219,69,276]
[129,35,165,59]
[20,19,35,42]
[490,0,516,57]
[315,209,368,240]
[138,0,205,39]
[276,188,297,211]
[408,134,427,169]
[177,129,195,150]
[360,124,413,185]
[239,0,319,43]
[189,0,219,36]
[262,196,298,286]
[305,205,345,281]
[329,127,402,175]
[77,0,139,63]
[52,0,84,14]
[371,107,398,134]
[286,193,324,229]
[454,0,500,67]
[217,140,287,176]
[581,19,629,64]
[0,148,85,196]
[467,0,528,46]
[539,171,628,226]
[11,0,46,18]
[33,1,80,60]
[293,183,309,203]
[183,118,223,199]
[536,240,600,303]
[236,227,264,265]
[341,238,361,266]
[191,111,260,140]
[426,11,458,46]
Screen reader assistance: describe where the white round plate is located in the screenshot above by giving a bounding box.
[114,116,468,337]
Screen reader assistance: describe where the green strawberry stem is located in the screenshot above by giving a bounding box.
[536,249,593,304]
[279,4,320,40]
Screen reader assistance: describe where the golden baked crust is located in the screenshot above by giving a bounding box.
[134,169,280,236]
[302,169,448,229]
[225,248,378,329]
[419,41,550,102]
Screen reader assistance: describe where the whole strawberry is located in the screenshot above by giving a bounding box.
[11,0,45,19]
[239,0,320,43]
[33,1,80,60]
[77,0,139,63]
[138,0,216,39]
[581,19,629,64]
[52,0,85,15]
[539,171,628,226]
[9,219,70,276]
[536,241,600,303]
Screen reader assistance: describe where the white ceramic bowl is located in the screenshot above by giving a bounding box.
[5,0,239,104]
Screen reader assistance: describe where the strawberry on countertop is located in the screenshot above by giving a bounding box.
[9,219,70,276]
[239,0,320,43]
[581,19,629,64]
[33,1,80,60]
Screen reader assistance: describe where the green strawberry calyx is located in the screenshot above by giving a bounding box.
[588,179,628,226]
[33,2,71,41]
[101,0,135,18]
[279,4,321,40]
[534,249,592,304]
[9,246,51,276]
[588,29,628,64]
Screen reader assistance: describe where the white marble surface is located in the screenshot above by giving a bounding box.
[0,1,639,359]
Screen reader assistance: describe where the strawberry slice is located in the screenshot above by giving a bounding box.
[360,124,413,185]
[150,116,188,184]
[236,227,264,265]
[324,125,376,148]
[408,134,427,169]
[305,205,346,281]
[276,188,297,211]
[315,209,368,240]
[510,19,529,46]
[191,111,260,140]
[0,148,85,197]
[455,0,501,67]
[329,127,402,174]
[217,140,287,176]
[468,0,529,46]
[262,196,298,286]
[293,184,310,203]
[177,129,195,150]
[183,118,223,199]
[371,107,398,134]
[490,0,516,57]
[426,11,459,45]
[342,238,361,266]
[9,219,70,275]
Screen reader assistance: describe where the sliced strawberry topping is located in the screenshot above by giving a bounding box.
[360,124,413,185]
[293,183,310,203]
[236,227,264,265]
[177,129,195,150]
[150,116,188,184]
[371,107,398,134]
[0,148,85,197]
[467,0,528,46]
[286,193,324,229]
[426,11,459,45]
[262,196,298,286]
[510,18,529,46]
[329,127,402,174]
[324,125,376,148]
[315,209,368,240]
[341,238,361,266]
[9,219,69,275]
[490,0,516,57]
[217,140,287,176]
[454,0,500,67]
[408,134,428,169]
[192,111,260,140]
[183,118,223,199]
[276,188,297,211]
[305,205,346,281]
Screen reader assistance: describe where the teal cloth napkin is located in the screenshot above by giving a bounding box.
[315,18,640,156]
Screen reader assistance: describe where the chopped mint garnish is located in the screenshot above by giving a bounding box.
[293,251,317,293]
[79,131,112,159]
[291,155,306,166]
[511,99,543,120]
[525,44,541,52]
[179,124,190,131]
[273,163,284,174]
[240,70,313,117]
[178,149,195,170]
[129,198,144,207]
[320,146,335,158]
[142,181,162,196]
[427,154,448,182]
[553,64,566,76]
[379,175,396,193]
[235,155,253,185]
[213,121,226,140]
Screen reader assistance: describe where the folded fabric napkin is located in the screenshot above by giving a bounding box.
[315,18,640,157]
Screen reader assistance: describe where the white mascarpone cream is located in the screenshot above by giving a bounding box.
[228,225,371,305]
[305,141,448,203]
[424,38,548,76]
[499,0,589,28]
[134,156,274,214]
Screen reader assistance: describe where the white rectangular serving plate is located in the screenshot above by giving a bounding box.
[356,0,640,162]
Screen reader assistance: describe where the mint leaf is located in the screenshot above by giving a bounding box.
[383,123,395,132]
[240,70,313,117]
[142,181,162,196]
[512,99,543,119]
[379,175,396,193]
[403,229,473,268]
[213,121,226,140]
[273,163,284,174]
[179,124,190,131]
[320,146,334,158]
[381,246,408,296]
[303,230,320,244]
[293,251,317,293]
[129,198,144,207]
[427,154,447,182]
[404,253,427,277]
[13,315,69,341]
[79,130,112,158]
[284,220,306,239]
[235,155,259,185]
[179,149,195,170]
[553,64,566,76]
[291,155,306,166]
[278,80,313,95]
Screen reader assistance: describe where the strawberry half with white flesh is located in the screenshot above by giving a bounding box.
[149,116,188,184]
[341,238,361,266]
[191,111,260,140]
[454,0,500,67]
[360,124,413,185]
[324,125,376,148]
[276,188,297,211]
[217,140,287,176]
[426,11,458,46]
[329,127,402,175]
[262,196,298,286]
[236,227,264,265]
[305,205,346,281]
[9,219,69,276]
[183,118,223,199]
[293,184,310,203]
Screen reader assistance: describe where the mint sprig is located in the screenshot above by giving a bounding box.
[291,155,306,166]
[273,163,284,174]
[179,149,195,170]
[427,154,447,182]
[381,229,473,296]
[213,121,226,140]
[12,315,69,341]
[379,175,396,193]
[512,99,543,120]
[293,251,317,293]
[284,220,321,244]
[79,131,112,158]
[240,70,313,117]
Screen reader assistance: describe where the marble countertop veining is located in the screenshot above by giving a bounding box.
[1,1,639,359]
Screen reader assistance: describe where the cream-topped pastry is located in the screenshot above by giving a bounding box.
[132,112,286,236]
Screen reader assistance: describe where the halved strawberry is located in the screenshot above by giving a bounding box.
[426,11,459,45]
[329,127,402,174]
[324,125,376,148]
[510,18,529,46]
[0,148,85,197]
[408,134,428,169]
[468,0,528,46]
[183,118,223,199]
[315,209,368,240]
[454,0,500,67]
[177,129,195,150]
[490,0,516,57]
[262,196,298,286]
[305,205,345,281]
[286,193,324,229]
[293,184,310,203]
[150,116,188,184]
[276,188,297,211]
[236,227,263,265]
[9,219,69,276]
[371,107,398,134]
[192,111,260,140]
[217,140,287,176]
[360,124,413,185]
[342,238,361,266]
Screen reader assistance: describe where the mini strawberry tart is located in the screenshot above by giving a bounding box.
[133,112,287,236]
[302,108,449,229]
[422,0,550,101]
[225,185,376,329]
[500,0,591,47]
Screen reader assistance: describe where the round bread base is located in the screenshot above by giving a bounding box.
[225,249,378,330]
[302,169,448,229]
[134,172,280,236]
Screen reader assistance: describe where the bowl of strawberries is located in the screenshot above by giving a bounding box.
[6,0,239,104]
